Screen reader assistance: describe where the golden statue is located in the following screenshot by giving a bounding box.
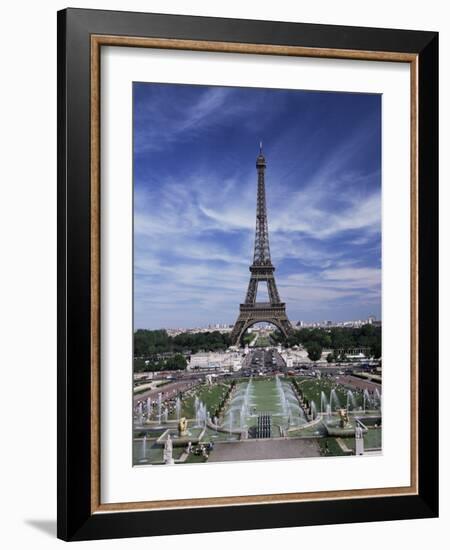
[178,417,188,436]
[337,408,349,428]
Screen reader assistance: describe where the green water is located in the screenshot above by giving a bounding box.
[221,377,306,434]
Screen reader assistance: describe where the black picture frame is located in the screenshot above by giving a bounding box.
[57,7,438,541]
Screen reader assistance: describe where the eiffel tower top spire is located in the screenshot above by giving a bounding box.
[253,143,271,266]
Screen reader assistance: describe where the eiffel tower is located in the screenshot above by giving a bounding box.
[230,144,293,346]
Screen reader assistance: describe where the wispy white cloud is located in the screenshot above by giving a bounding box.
[133,84,381,327]
[134,86,284,154]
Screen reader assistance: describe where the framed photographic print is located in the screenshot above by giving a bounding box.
[57,8,438,541]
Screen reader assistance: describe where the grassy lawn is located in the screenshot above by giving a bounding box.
[364,428,382,448]
[353,372,382,383]
[254,335,272,347]
[134,428,167,438]
[295,377,364,411]
[337,428,382,452]
[318,437,348,457]
[177,383,231,419]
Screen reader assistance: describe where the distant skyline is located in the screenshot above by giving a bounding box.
[165,315,379,330]
[133,83,381,329]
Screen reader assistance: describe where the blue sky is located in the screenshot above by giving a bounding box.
[133,83,381,329]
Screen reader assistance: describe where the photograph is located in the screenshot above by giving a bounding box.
[132,83,383,466]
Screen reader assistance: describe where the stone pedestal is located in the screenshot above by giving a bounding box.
[355,424,364,455]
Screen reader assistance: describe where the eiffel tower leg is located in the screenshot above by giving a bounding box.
[230,317,247,345]
[267,277,281,304]
[232,320,254,347]
[245,278,258,304]
[231,314,293,347]
[270,320,289,340]
[280,319,294,336]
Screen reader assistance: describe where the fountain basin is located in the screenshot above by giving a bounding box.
[156,427,206,447]
[323,417,368,438]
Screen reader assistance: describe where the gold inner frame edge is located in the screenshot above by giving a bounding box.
[90,35,419,514]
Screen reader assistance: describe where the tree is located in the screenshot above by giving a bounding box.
[134,329,171,355]
[133,329,231,357]
[282,325,381,359]
[326,352,334,363]
[165,354,187,370]
[371,343,382,359]
[307,342,323,362]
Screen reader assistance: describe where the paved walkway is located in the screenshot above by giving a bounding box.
[336,375,381,393]
[208,438,320,462]
[134,379,199,405]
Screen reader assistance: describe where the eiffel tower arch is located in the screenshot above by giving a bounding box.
[230,145,294,346]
